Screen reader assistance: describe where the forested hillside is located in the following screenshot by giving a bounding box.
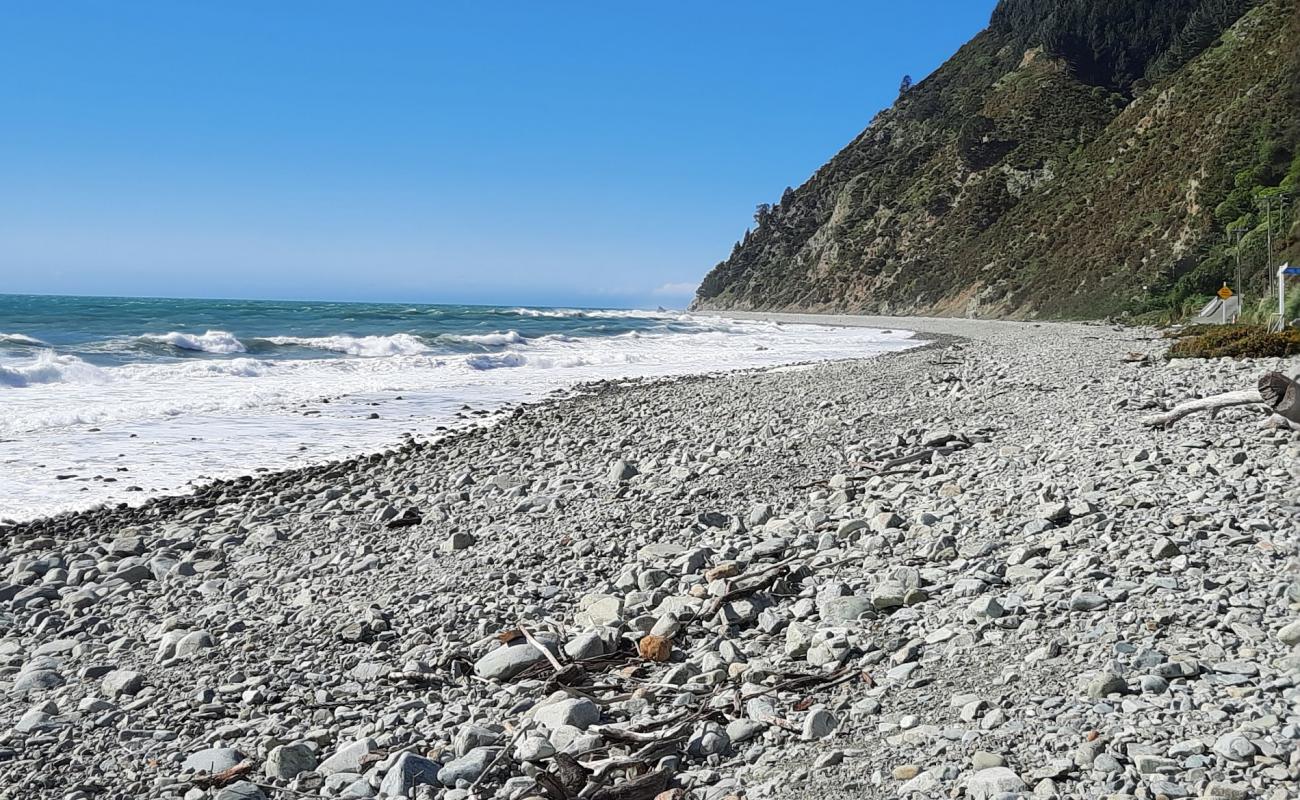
[693,0,1300,319]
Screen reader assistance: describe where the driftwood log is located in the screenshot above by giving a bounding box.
[1142,371,1300,427]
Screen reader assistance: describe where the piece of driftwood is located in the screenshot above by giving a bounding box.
[587,768,672,800]
[469,724,526,792]
[1259,371,1300,424]
[589,708,693,743]
[1140,389,1264,427]
[190,761,256,789]
[520,625,566,674]
[536,772,571,800]
[581,739,687,780]
[697,553,805,620]
[554,753,592,785]
[1141,372,1300,427]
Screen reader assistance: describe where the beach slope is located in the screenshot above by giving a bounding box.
[3,316,1298,799]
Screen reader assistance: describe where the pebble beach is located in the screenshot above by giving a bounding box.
[3,314,1300,800]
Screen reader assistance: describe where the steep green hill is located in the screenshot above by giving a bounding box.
[693,0,1300,320]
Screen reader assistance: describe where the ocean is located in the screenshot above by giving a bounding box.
[0,294,918,521]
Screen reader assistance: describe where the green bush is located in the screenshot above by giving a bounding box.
[1167,323,1300,358]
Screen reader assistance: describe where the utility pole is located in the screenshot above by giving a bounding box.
[1281,195,1290,255]
[1278,195,1292,326]
[1262,195,1276,303]
[1231,224,1245,321]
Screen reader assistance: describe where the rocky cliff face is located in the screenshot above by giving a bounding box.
[693,0,1300,319]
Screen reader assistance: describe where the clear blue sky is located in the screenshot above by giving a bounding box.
[0,1,997,308]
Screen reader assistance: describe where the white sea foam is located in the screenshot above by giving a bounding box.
[145,330,247,354]
[0,351,108,387]
[135,357,271,380]
[509,308,680,320]
[0,316,920,520]
[465,352,528,370]
[509,308,575,318]
[585,309,684,320]
[443,330,527,346]
[264,333,430,357]
[0,332,49,347]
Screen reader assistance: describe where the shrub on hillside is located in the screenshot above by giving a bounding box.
[1166,324,1300,358]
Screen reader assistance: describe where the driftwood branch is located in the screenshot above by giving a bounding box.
[520,625,566,674]
[469,724,527,792]
[1140,389,1264,427]
[587,768,672,800]
[190,761,256,789]
[1142,371,1300,428]
[697,552,806,621]
[589,708,694,743]
[1259,371,1300,424]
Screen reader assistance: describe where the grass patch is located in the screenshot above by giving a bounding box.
[1166,324,1300,358]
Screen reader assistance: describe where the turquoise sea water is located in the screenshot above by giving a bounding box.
[0,294,696,373]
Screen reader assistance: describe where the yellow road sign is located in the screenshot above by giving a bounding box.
[1217,285,1233,300]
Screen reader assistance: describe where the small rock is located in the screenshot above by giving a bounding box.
[12,670,64,696]
[437,747,498,787]
[870,583,907,610]
[802,709,837,740]
[725,718,766,744]
[101,669,145,698]
[968,596,1004,619]
[1212,732,1256,762]
[575,594,623,628]
[638,634,672,662]
[443,532,476,552]
[515,734,555,762]
[966,766,1025,800]
[819,595,874,621]
[183,747,247,774]
[1085,672,1126,698]
[214,781,265,800]
[1069,592,1107,612]
[1151,537,1181,559]
[474,638,556,681]
[971,751,1004,770]
[175,630,215,657]
[564,629,610,661]
[378,752,441,797]
[686,722,730,757]
[1278,619,1300,646]
[265,743,316,781]
[1203,781,1250,800]
[608,460,638,482]
[318,738,378,775]
[534,697,600,730]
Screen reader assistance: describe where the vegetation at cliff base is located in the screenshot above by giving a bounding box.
[1166,323,1300,358]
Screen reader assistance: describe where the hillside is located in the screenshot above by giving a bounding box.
[693,0,1300,320]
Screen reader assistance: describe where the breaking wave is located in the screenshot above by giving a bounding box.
[144,330,248,354]
[263,333,430,357]
[442,330,527,346]
[508,308,679,320]
[0,352,108,387]
[132,357,271,380]
[0,332,49,347]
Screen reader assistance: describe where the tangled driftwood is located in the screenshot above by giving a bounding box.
[1142,371,1300,428]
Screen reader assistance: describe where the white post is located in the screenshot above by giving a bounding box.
[1221,299,1227,325]
[1280,263,1292,331]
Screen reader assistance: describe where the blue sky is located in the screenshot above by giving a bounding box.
[0,2,997,308]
